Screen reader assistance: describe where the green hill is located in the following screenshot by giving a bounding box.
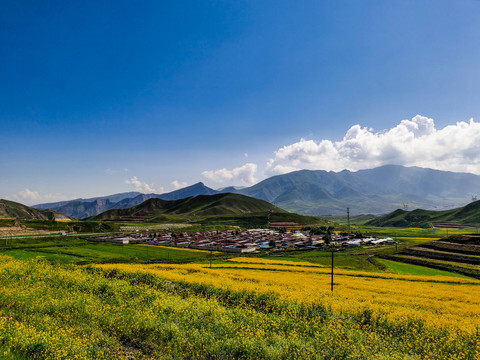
[90,193,320,226]
[0,199,73,221]
[366,200,480,228]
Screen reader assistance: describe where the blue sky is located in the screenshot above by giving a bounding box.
[2,0,480,204]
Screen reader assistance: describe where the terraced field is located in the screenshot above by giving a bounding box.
[421,240,480,255]
[382,235,480,279]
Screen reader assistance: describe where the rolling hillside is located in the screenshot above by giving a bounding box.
[91,193,286,220]
[90,193,321,227]
[0,199,73,221]
[366,200,480,228]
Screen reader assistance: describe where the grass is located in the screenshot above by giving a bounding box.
[1,238,217,265]
[376,258,470,278]
[357,225,479,238]
[0,249,81,263]
[0,218,114,232]
[3,223,478,278]
[381,254,480,280]
[260,251,383,272]
[2,232,469,278]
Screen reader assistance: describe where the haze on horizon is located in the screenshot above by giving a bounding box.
[1,0,480,205]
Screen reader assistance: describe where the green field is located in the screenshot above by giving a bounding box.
[376,258,471,277]
[0,237,216,264]
[2,222,479,276]
[0,225,475,275]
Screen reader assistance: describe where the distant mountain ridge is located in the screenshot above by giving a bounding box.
[34,191,143,210]
[237,165,480,215]
[33,183,219,219]
[33,165,480,217]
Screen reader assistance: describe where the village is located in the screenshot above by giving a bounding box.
[90,229,396,253]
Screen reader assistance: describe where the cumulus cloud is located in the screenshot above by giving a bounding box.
[266,115,480,175]
[17,189,41,201]
[12,189,64,205]
[125,176,164,193]
[202,163,258,185]
[171,180,188,190]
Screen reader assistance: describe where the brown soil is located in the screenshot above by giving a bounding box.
[0,227,60,236]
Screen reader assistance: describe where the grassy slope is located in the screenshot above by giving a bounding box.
[0,199,54,220]
[165,193,286,216]
[91,193,323,227]
[376,258,470,278]
[366,200,480,228]
[92,193,285,219]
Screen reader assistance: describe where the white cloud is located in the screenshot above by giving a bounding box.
[105,168,129,173]
[202,163,258,185]
[12,189,64,205]
[17,189,40,201]
[171,180,188,190]
[266,115,480,175]
[125,176,164,193]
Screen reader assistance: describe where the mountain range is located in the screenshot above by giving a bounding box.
[33,183,219,219]
[33,165,480,218]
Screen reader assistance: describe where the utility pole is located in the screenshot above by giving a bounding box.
[331,251,334,292]
[347,207,350,236]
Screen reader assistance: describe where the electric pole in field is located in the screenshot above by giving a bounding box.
[331,251,334,292]
[347,207,350,236]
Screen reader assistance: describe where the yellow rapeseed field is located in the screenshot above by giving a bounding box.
[97,257,480,337]
[1,254,479,359]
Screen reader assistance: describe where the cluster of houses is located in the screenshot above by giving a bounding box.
[341,237,396,247]
[90,229,396,253]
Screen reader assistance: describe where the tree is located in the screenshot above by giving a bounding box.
[323,232,332,245]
